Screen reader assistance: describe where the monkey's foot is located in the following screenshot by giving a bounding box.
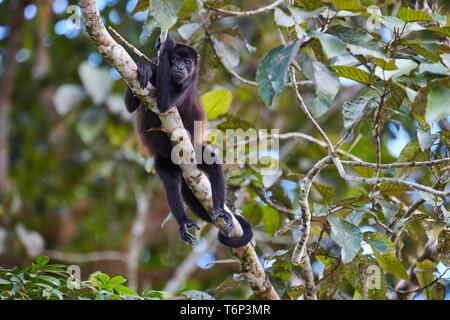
[179,219,200,245]
[137,62,152,89]
[212,208,234,235]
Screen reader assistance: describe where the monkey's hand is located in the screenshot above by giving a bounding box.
[179,218,200,244]
[156,35,175,52]
[212,208,234,235]
[136,63,152,89]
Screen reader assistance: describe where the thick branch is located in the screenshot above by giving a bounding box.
[79,0,279,300]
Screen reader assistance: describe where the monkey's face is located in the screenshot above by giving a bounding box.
[170,46,198,85]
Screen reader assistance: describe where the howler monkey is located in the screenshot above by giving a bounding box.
[124,35,253,248]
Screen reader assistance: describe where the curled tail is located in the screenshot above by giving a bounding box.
[217,215,253,248]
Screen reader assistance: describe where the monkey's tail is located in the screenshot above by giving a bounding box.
[217,215,253,248]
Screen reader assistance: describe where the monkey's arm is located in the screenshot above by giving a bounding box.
[155,36,177,113]
[124,62,155,113]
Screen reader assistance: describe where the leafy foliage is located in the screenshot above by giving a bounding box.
[1,0,450,301]
[0,257,140,300]
[256,42,301,106]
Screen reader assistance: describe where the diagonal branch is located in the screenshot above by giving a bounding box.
[78,0,279,300]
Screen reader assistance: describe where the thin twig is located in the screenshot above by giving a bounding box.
[341,158,450,169]
[204,0,285,17]
[108,26,155,65]
[332,157,450,198]
[290,68,334,153]
[390,268,450,294]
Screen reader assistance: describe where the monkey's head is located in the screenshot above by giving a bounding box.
[170,45,198,85]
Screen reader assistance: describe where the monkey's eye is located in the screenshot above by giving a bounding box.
[185,59,191,66]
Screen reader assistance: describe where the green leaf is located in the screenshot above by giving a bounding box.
[36,255,50,266]
[429,26,450,37]
[415,260,444,300]
[200,89,232,120]
[309,32,347,59]
[372,58,398,71]
[395,141,428,178]
[113,284,138,297]
[0,279,10,285]
[437,229,450,266]
[441,53,450,70]
[375,59,418,80]
[380,16,425,33]
[218,114,254,131]
[110,275,126,285]
[132,0,150,15]
[256,41,301,106]
[197,41,220,88]
[331,66,373,84]
[142,290,165,299]
[406,44,440,62]
[378,199,399,224]
[177,22,202,41]
[417,129,438,151]
[151,0,182,31]
[328,216,362,263]
[412,77,450,118]
[262,206,280,237]
[373,250,408,280]
[211,37,240,69]
[140,0,182,42]
[398,7,432,22]
[300,56,340,117]
[312,181,334,201]
[439,131,450,149]
[91,272,111,287]
[367,232,408,280]
[297,0,324,10]
[242,203,263,226]
[419,62,450,76]
[382,82,406,119]
[32,275,61,287]
[327,25,377,47]
[426,87,450,122]
[342,87,379,130]
[274,8,295,27]
[327,0,365,12]
[379,183,412,195]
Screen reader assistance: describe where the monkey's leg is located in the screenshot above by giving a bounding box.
[155,155,199,244]
[124,87,140,113]
[181,180,213,223]
[197,145,233,234]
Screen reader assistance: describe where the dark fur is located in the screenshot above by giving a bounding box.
[124,36,253,248]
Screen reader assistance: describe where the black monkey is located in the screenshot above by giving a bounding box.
[124,35,253,248]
